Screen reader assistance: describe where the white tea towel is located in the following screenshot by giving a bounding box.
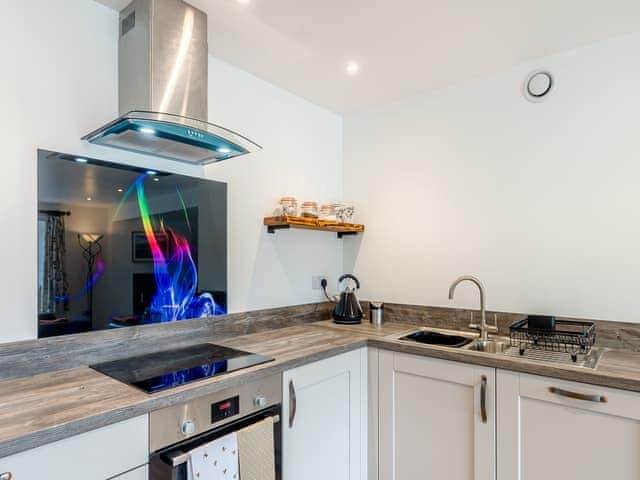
[188,432,239,480]
[237,417,276,480]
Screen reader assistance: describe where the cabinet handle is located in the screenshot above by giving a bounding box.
[288,379,297,428]
[548,386,607,403]
[1,472,13,480]
[480,375,487,423]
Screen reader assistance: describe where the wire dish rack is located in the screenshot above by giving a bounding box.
[509,318,596,363]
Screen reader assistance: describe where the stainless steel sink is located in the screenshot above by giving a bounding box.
[394,327,476,348]
[399,329,474,348]
[392,327,603,369]
[468,339,509,354]
[395,328,509,352]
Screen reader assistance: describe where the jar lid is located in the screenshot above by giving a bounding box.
[280,197,297,203]
[301,201,318,207]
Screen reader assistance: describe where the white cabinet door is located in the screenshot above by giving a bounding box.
[282,348,364,480]
[0,415,148,480]
[111,465,148,480]
[379,351,495,480]
[498,370,640,480]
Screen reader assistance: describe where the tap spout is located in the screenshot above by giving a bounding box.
[448,275,490,341]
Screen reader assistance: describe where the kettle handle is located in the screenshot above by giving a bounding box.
[338,274,360,289]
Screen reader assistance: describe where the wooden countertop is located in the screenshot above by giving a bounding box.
[2,320,640,458]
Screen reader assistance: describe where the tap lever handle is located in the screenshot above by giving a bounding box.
[468,312,480,331]
[486,313,499,333]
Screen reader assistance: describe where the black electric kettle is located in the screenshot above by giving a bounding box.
[331,274,363,324]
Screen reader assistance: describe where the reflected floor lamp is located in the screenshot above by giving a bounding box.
[78,233,103,325]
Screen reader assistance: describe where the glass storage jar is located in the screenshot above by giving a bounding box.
[300,201,319,218]
[335,202,354,223]
[319,204,337,221]
[279,197,298,217]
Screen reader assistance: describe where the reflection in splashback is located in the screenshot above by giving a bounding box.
[37,149,228,338]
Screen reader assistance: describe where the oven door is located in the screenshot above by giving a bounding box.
[149,406,281,480]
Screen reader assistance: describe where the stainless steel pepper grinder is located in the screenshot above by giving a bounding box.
[369,302,384,326]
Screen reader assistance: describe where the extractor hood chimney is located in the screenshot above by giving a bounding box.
[82,0,261,165]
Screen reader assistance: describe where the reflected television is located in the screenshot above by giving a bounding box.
[37,150,227,338]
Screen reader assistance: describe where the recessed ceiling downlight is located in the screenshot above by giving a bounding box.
[346,62,360,75]
[524,70,554,102]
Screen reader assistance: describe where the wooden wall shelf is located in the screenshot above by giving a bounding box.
[264,216,365,238]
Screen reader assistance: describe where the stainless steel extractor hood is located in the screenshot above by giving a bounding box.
[82,0,261,165]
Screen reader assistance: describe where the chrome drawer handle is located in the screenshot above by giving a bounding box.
[549,387,607,403]
[288,379,297,428]
[1,472,13,480]
[480,375,488,423]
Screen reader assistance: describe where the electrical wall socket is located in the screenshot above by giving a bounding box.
[312,275,327,290]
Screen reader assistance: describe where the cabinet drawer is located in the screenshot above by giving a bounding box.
[519,373,640,420]
[0,415,148,480]
[498,370,640,480]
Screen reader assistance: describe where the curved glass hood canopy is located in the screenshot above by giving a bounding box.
[83,0,261,165]
[82,111,262,165]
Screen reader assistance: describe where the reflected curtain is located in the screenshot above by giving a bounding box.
[40,215,68,313]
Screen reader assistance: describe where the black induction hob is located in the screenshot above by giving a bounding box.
[90,344,274,393]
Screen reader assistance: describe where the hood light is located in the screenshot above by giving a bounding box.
[82,111,261,165]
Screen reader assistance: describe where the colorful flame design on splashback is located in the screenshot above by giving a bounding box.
[119,174,222,322]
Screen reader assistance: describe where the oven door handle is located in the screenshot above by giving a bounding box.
[164,414,280,467]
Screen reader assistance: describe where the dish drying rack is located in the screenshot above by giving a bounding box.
[509,319,596,363]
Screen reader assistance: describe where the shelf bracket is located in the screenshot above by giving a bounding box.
[337,231,359,239]
[267,225,290,234]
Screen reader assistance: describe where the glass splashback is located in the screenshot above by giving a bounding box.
[37,149,227,338]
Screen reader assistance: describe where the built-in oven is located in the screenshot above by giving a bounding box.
[149,374,282,480]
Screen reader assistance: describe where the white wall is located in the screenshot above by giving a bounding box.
[344,32,640,323]
[0,0,342,342]
[203,57,344,312]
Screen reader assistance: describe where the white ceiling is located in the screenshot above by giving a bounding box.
[95,0,640,113]
[38,150,199,208]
